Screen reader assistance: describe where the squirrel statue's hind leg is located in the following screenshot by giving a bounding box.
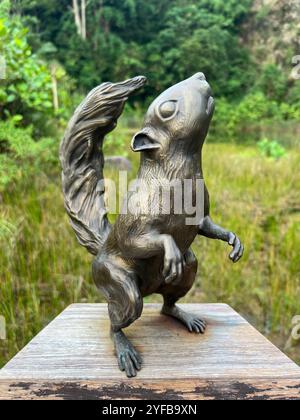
[92,254,143,377]
[160,248,206,334]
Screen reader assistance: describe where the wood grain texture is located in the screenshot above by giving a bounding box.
[0,303,299,400]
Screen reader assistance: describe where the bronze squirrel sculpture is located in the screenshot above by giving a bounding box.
[60,73,244,378]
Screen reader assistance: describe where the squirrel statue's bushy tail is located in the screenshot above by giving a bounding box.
[60,76,146,255]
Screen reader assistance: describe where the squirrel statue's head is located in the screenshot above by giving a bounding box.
[131,73,214,157]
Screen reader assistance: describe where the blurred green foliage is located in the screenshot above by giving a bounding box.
[0,1,78,132]
[6,0,299,149]
[211,92,300,145]
[16,0,253,98]
[258,138,286,160]
[0,0,53,125]
[0,119,57,191]
[1,0,299,144]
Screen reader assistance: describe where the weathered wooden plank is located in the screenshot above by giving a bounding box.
[0,379,300,400]
[0,304,299,400]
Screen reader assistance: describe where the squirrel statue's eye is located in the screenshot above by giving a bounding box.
[158,100,177,119]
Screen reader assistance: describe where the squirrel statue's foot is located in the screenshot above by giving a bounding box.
[112,330,142,378]
[162,304,206,334]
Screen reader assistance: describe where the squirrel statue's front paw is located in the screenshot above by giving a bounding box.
[228,232,244,263]
[163,249,186,285]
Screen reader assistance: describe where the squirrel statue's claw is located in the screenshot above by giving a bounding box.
[162,304,207,334]
[228,232,244,263]
[113,330,142,378]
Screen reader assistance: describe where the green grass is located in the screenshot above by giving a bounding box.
[0,140,300,367]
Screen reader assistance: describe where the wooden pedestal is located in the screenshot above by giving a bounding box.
[0,303,299,400]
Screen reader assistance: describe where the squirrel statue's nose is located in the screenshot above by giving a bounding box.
[193,72,206,81]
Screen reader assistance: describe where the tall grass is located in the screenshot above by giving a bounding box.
[0,138,299,367]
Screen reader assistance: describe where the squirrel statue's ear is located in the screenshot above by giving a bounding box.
[131,130,161,152]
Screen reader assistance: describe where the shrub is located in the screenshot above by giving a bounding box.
[0,119,58,191]
[258,138,286,160]
[211,92,299,143]
[0,0,53,127]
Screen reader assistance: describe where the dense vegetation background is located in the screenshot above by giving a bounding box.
[0,0,300,367]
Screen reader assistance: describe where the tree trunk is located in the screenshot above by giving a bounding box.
[81,0,87,40]
[50,64,59,112]
[72,0,82,37]
[72,0,88,39]
[99,0,109,35]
